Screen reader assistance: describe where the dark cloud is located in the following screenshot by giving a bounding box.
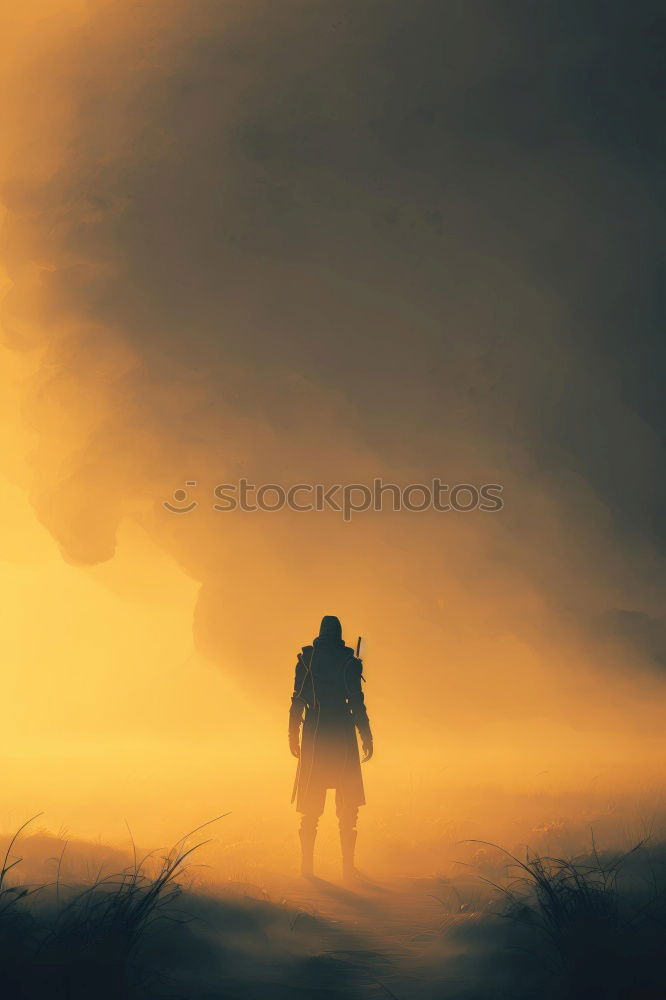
[2,0,665,708]
[604,608,666,669]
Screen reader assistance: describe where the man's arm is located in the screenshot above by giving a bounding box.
[288,651,308,757]
[345,657,373,762]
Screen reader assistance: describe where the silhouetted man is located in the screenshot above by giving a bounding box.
[289,615,373,880]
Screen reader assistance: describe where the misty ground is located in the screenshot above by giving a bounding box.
[3,823,666,1000]
[220,868,491,999]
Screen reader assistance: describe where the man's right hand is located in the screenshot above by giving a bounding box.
[289,733,300,758]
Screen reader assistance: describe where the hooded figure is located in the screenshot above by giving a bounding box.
[288,615,373,880]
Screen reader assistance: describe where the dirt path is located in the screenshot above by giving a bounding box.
[238,870,475,1000]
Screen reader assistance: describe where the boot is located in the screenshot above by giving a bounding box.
[339,824,358,882]
[299,817,317,878]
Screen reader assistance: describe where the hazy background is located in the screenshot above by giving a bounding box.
[1,0,664,876]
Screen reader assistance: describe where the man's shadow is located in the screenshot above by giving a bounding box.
[305,874,389,914]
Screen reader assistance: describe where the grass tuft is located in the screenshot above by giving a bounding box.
[0,814,228,999]
[466,836,666,1000]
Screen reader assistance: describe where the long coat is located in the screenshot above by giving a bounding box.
[289,639,371,814]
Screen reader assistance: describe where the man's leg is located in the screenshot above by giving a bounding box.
[336,792,359,881]
[298,787,325,877]
[298,813,319,878]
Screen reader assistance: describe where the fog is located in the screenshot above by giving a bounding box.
[1,0,664,873]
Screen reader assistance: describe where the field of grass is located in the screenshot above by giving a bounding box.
[1,816,665,999]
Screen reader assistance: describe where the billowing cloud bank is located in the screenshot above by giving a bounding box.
[1,2,665,847]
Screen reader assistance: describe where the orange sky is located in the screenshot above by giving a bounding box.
[1,1,665,875]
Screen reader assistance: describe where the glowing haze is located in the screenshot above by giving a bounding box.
[1,1,664,872]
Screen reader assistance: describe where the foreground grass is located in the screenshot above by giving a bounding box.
[3,817,666,999]
[0,815,228,1000]
[460,837,666,1000]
